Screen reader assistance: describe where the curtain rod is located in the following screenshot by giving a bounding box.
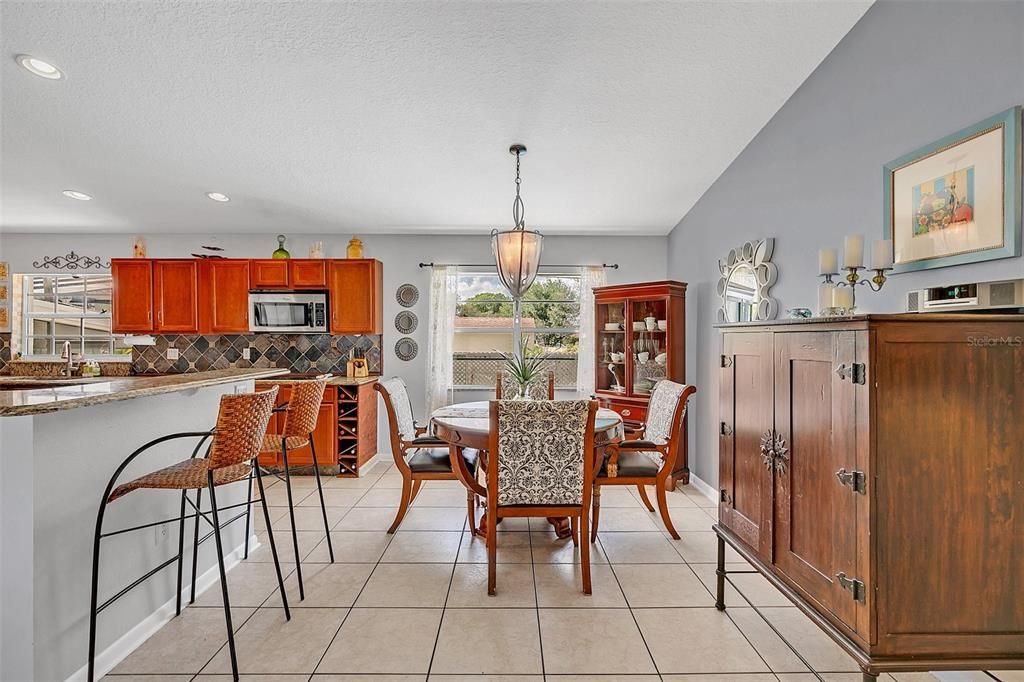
[417,262,618,269]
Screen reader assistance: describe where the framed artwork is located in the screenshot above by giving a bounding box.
[884,107,1021,273]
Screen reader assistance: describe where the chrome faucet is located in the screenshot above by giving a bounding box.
[60,341,78,377]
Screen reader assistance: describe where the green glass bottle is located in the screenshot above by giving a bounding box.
[272,234,290,259]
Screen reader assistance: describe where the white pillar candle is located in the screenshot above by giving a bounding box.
[818,282,835,314]
[818,248,838,275]
[871,239,893,270]
[843,234,864,268]
[833,286,854,311]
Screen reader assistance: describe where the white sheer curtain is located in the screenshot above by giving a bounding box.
[426,265,458,415]
[575,265,607,396]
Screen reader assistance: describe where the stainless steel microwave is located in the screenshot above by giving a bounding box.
[248,292,328,333]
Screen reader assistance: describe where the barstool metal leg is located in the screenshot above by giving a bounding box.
[309,435,335,562]
[175,489,187,616]
[254,459,291,619]
[207,473,239,681]
[281,442,304,600]
[190,487,202,604]
[87,496,109,682]
[242,465,254,559]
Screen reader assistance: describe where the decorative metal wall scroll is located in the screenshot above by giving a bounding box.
[33,251,110,270]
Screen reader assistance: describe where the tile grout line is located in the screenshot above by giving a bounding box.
[529,524,548,679]
[669,522,792,680]
[596,532,664,682]
[423,508,469,678]
[308,464,400,677]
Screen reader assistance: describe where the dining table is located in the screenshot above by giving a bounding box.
[430,400,625,538]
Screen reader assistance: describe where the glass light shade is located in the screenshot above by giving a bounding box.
[491,228,544,298]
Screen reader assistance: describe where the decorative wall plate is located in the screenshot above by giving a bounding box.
[396,283,419,308]
[395,337,418,361]
[395,310,418,334]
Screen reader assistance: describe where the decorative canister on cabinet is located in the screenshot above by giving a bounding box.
[347,236,364,259]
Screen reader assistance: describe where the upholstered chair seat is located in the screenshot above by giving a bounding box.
[598,450,659,478]
[408,447,479,474]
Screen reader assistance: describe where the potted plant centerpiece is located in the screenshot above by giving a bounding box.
[497,340,550,400]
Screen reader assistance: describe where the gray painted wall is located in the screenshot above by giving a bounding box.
[0,231,666,455]
[666,0,1024,488]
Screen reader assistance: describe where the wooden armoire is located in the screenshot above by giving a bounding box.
[714,314,1023,680]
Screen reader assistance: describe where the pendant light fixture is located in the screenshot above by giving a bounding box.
[491,144,544,299]
[491,145,544,355]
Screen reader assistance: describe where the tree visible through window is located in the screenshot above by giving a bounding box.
[453,269,580,389]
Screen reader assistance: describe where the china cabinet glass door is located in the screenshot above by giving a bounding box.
[595,300,626,394]
[627,298,669,396]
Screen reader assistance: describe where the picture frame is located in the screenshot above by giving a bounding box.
[883,106,1021,273]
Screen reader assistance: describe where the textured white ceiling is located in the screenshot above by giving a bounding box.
[0,1,871,235]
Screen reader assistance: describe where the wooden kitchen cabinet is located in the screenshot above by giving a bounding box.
[111,259,154,332]
[328,259,383,335]
[715,315,1024,679]
[254,383,341,470]
[198,259,250,334]
[289,260,327,288]
[153,260,198,333]
[250,259,290,289]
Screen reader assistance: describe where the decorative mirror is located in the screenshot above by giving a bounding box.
[716,238,779,322]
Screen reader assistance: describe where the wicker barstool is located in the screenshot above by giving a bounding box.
[87,387,289,682]
[246,377,334,601]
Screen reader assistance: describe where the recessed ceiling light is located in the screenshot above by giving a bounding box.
[206,192,230,202]
[16,55,63,80]
[62,190,92,201]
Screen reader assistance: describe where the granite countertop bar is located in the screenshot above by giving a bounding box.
[0,368,289,417]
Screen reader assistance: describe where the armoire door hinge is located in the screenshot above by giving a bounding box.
[720,422,733,436]
[835,362,867,384]
[720,488,732,505]
[835,468,867,494]
[836,572,866,603]
[721,355,733,368]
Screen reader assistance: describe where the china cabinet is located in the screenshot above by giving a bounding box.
[716,314,1024,680]
[593,280,687,481]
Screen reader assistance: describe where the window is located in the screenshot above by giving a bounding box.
[20,274,120,357]
[453,268,580,389]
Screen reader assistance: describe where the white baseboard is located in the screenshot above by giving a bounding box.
[684,472,718,505]
[65,535,260,682]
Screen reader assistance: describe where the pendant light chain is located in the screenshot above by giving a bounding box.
[512,148,525,230]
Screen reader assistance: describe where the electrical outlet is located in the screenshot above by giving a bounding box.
[167,348,180,360]
[242,347,251,360]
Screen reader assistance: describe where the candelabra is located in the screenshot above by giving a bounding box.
[818,235,894,316]
[819,265,893,314]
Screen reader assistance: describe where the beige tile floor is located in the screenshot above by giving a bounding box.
[104,462,1018,682]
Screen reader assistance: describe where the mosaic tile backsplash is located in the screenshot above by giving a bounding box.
[132,334,382,375]
[0,333,11,374]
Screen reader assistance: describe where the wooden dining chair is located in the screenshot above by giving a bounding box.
[376,377,480,534]
[487,399,598,595]
[592,380,696,540]
[495,370,555,400]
